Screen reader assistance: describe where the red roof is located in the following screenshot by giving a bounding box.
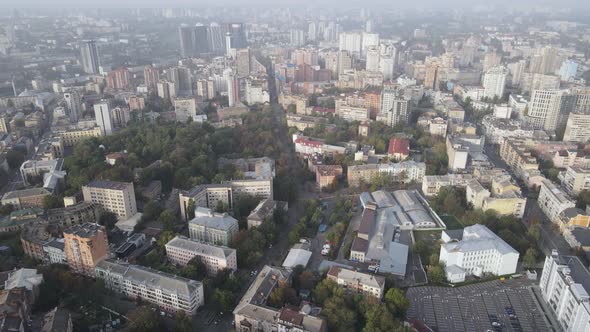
[388,138,410,156]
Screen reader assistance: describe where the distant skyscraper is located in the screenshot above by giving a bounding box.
[80,40,100,74]
[144,65,160,92]
[179,25,195,58]
[177,66,193,95]
[222,23,247,49]
[224,69,239,107]
[236,49,251,77]
[93,101,113,136]
[366,47,380,72]
[361,32,379,58]
[194,24,209,54]
[290,29,306,47]
[106,68,131,91]
[339,32,362,58]
[365,20,373,33]
[308,22,317,41]
[225,33,233,57]
[338,50,352,76]
[63,89,82,123]
[208,23,224,53]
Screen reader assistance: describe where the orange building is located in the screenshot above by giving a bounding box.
[63,223,109,276]
[364,92,381,119]
[316,165,343,189]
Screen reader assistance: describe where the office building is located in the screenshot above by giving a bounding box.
[526,90,577,131]
[327,266,385,299]
[80,40,100,74]
[96,260,204,315]
[538,252,590,332]
[439,224,519,282]
[82,180,137,220]
[165,236,237,275]
[93,101,113,136]
[188,207,239,246]
[63,223,109,276]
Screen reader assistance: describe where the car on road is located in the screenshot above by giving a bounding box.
[318,224,328,233]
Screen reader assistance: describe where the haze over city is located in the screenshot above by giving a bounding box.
[0,2,590,332]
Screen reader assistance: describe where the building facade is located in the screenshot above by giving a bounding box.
[63,223,109,276]
[165,236,237,275]
[82,180,137,220]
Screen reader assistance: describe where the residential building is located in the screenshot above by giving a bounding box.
[218,157,275,180]
[93,101,113,136]
[526,90,575,131]
[1,188,51,209]
[45,202,102,227]
[293,135,346,157]
[538,252,590,332]
[80,40,100,74]
[188,207,239,246]
[538,179,576,224]
[429,117,448,137]
[563,112,590,143]
[58,127,102,146]
[165,236,237,275]
[347,161,426,187]
[482,66,507,99]
[481,115,537,144]
[558,208,590,234]
[233,265,326,332]
[247,198,288,229]
[63,223,109,276]
[421,174,474,196]
[63,90,82,123]
[95,260,204,315]
[439,224,519,282]
[378,89,411,127]
[335,105,369,122]
[499,138,539,179]
[315,165,342,189]
[388,137,410,161]
[143,65,160,92]
[326,266,385,299]
[20,224,52,261]
[43,239,67,265]
[106,68,131,90]
[82,180,137,220]
[560,167,590,196]
[174,98,198,122]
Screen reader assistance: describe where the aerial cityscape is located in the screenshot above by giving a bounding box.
[1,2,590,331]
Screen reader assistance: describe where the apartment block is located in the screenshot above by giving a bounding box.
[421,174,474,197]
[165,236,237,275]
[538,179,576,224]
[326,266,385,299]
[563,112,590,143]
[95,260,204,315]
[58,127,102,147]
[63,223,109,276]
[559,167,590,196]
[347,161,426,187]
[188,207,239,246]
[82,180,137,220]
[538,252,590,332]
[499,138,539,179]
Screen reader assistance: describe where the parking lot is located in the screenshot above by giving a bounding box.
[407,279,556,332]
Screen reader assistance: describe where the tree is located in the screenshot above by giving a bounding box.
[174,311,192,332]
[0,204,14,216]
[5,150,25,170]
[322,295,357,332]
[363,303,404,332]
[428,264,445,284]
[158,209,177,231]
[42,195,63,210]
[98,211,118,231]
[576,190,590,210]
[157,230,175,248]
[384,288,410,319]
[127,306,164,332]
[523,248,538,269]
[212,288,236,312]
[143,201,162,220]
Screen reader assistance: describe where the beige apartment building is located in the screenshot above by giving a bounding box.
[82,180,137,220]
[499,138,539,178]
[63,223,109,276]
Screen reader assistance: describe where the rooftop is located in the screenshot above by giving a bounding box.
[165,236,235,260]
[388,137,410,156]
[63,223,105,238]
[442,224,519,255]
[189,207,238,231]
[84,180,132,191]
[327,266,385,289]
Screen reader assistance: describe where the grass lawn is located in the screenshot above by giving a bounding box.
[440,215,464,230]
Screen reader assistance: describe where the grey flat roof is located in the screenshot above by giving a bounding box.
[165,236,235,259]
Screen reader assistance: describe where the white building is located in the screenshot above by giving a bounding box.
[563,112,590,143]
[93,101,113,136]
[82,180,137,220]
[481,115,536,144]
[165,236,237,275]
[539,251,590,332]
[95,260,204,315]
[188,207,239,246]
[339,32,362,57]
[378,89,411,127]
[43,239,67,265]
[439,224,519,281]
[421,174,474,196]
[482,66,507,99]
[538,179,576,223]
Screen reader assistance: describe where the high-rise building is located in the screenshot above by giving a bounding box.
[539,46,560,75]
[361,32,379,58]
[527,90,576,131]
[143,65,159,92]
[366,46,380,72]
[378,89,411,127]
[225,69,239,107]
[289,29,306,47]
[157,80,176,101]
[338,50,352,76]
[93,101,113,136]
[208,23,224,53]
[106,68,131,91]
[339,32,362,58]
[80,40,100,74]
[193,24,209,54]
[307,22,317,41]
[174,97,198,122]
[483,52,501,71]
[63,223,109,276]
[563,112,590,143]
[559,60,578,81]
[379,56,395,81]
[63,89,82,123]
[222,23,247,49]
[236,48,251,77]
[177,66,193,95]
[424,62,439,90]
[225,33,233,57]
[178,25,195,58]
[482,66,508,99]
[82,180,137,220]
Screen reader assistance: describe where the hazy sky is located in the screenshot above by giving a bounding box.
[2,0,590,9]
